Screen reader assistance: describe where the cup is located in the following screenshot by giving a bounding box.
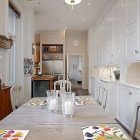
[62,92,75,117]
[46,90,58,112]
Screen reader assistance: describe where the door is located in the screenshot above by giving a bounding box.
[67,54,84,89]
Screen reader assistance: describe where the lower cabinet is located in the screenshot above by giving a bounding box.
[106,82,118,118]
[118,85,134,130]
[118,84,140,137]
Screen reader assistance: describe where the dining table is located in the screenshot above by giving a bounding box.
[0,96,132,140]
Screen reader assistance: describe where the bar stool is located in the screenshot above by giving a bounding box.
[130,102,140,139]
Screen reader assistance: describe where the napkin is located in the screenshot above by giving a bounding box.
[75,97,97,105]
[82,125,128,140]
[0,130,29,140]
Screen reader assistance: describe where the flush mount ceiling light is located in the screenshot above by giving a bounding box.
[64,0,82,11]
[65,0,81,5]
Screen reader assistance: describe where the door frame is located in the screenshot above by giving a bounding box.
[67,53,85,89]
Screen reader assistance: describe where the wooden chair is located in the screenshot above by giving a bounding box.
[54,80,71,95]
[10,84,22,111]
[130,102,140,139]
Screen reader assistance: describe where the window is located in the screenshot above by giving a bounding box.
[8,2,20,84]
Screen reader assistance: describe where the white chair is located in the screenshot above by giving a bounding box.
[130,103,140,139]
[97,84,108,110]
[10,84,22,111]
[54,80,71,95]
[101,86,108,109]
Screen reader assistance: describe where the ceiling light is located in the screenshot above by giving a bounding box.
[65,0,81,5]
[64,0,82,11]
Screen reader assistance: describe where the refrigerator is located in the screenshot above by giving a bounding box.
[42,60,63,80]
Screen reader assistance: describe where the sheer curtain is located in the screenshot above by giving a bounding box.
[8,7,20,85]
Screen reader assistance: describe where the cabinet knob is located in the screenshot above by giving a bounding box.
[129,92,132,95]
[135,50,138,54]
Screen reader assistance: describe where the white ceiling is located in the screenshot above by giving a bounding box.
[22,0,116,32]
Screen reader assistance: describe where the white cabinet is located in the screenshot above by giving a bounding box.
[126,0,140,62]
[106,82,118,117]
[118,84,140,139]
[100,81,118,117]
[118,85,133,130]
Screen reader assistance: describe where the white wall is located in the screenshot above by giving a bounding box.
[0,0,8,37]
[40,30,65,79]
[65,30,88,89]
[0,0,35,104]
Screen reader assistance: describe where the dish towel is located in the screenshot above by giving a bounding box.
[82,125,128,140]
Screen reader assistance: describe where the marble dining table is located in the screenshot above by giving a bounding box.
[0,96,132,140]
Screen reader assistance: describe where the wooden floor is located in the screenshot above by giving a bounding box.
[70,80,89,96]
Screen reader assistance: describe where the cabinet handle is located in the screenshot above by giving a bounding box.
[129,92,132,95]
[135,50,138,54]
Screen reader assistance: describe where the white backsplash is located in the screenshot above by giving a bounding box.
[99,66,118,81]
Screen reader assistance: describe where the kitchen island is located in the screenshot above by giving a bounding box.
[31,75,54,97]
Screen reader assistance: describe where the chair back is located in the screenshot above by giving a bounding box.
[101,86,108,109]
[130,103,140,139]
[54,80,71,95]
[10,84,22,111]
[96,84,108,109]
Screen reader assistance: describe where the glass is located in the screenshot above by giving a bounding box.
[62,92,75,117]
[46,90,58,112]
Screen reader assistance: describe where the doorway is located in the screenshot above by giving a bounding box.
[67,53,84,93]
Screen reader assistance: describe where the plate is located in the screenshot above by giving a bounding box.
[29,98,47,106]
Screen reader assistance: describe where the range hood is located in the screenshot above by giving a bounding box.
[0,35,13,49]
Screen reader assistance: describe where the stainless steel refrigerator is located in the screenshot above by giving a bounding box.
[42,60,63,80]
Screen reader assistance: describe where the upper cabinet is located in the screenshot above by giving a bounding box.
[42,44,63,61]
[125,0,140,62]
[89,0,127,67]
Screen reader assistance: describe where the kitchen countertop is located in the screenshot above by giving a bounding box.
[91,77,140,89]
[32,75,55,81]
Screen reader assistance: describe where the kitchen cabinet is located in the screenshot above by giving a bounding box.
[125,0,140,62]
[99,81,118,118]
[118,84,140,139]
[118,84,134,130]
[106,82,118,117]
[0,86,12,120]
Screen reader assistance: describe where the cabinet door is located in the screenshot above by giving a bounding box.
[106,83,118,117]
[109,2,120,64]
[126,0,138,62]
[118,85,133,130]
